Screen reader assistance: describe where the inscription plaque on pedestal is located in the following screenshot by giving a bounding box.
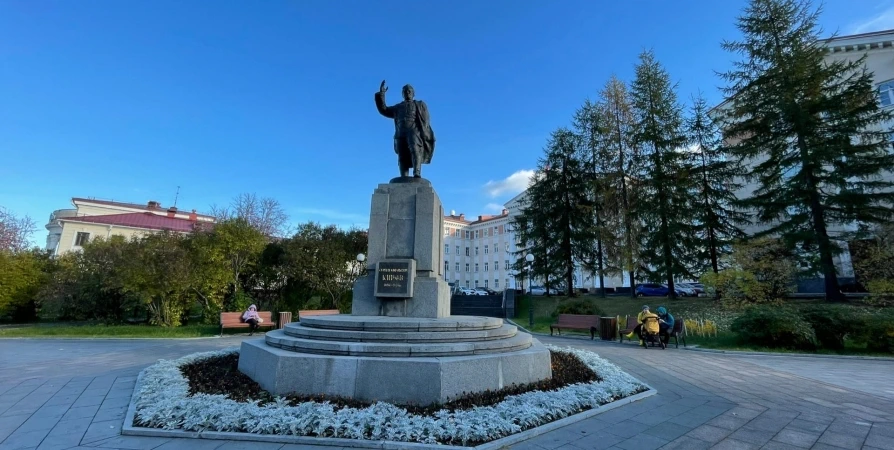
[374,259,415,298]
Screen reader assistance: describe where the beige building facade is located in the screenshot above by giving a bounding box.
[45,198,214,256]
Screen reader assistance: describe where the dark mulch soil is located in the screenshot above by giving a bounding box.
[181,350,600,415]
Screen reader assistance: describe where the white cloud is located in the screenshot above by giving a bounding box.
[482,170,535,198]
[483,203,505,213]
[849,6,894,34]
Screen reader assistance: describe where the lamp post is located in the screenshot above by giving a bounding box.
[525,253,535,328]
[356,253,366,276]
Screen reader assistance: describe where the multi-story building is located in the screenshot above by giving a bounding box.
[45,197,214,256]
[714,28,894,282]
[443,190,626,292]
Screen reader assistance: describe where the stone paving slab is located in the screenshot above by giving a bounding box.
[0,335,892,449]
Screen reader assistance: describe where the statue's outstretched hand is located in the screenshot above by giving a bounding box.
[379,80,388,94]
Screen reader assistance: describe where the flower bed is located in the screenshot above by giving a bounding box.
[132,345,646,445]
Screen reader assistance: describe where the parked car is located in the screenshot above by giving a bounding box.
[675,283,697,297]
[474,287,497,295]
[458,287,478,296]
[529,285,565,296]
[635,283,685,297]
[680,282,706,296]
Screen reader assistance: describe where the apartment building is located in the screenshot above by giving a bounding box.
[443,190,626,292]
[45,197,214,256]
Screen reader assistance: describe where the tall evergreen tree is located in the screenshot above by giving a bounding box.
[511,170,562,295]
[573,99,612,297]
[598,76,644,297]
[686,93,748,275]
[511,128,595,296]
[721,0,894,301]
[630,50,696,297]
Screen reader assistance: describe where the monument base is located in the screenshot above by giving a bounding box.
[352,274,451,318]
[237,315,552,406]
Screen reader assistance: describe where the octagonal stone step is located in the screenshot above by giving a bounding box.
[264,329,533,357]
[296,315,503,332]
[282,322,518,343]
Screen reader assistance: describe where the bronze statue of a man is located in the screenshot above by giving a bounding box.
[375,80,436,178]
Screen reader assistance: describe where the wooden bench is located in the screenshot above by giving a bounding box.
[669,317,687,348]
[549,314,600,340]
[618,315,639,343]
[219,311,274,336]
[298,309,341,320]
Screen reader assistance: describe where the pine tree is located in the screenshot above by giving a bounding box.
[511,128,595,296]
[686,93,748,275]
[721,0,894,301]
[597,76,644,297]
[572,99,612,297]
[630,50,696,298]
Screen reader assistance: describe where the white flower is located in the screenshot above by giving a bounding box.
[134,345,645,445]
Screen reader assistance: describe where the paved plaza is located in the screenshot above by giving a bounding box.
[0,335,892,450]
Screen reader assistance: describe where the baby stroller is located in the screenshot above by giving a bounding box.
[640,315,666,349]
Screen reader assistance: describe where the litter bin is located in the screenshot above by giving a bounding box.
[599,316,617,341]
[278,312,293,329]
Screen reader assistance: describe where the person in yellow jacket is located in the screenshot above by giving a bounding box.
[625,305,660,345]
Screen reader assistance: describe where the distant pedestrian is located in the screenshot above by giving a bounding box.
[242,304,263,335]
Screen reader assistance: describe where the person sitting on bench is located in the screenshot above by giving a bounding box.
[624,305,656,346]
[656,306,675,344]
[242,304,264,336]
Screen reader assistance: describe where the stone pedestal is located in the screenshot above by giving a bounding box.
[351,178,451,318]
[238,177,553,407]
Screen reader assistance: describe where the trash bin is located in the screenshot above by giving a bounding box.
[599,316,617,341]
[278,312,293,329]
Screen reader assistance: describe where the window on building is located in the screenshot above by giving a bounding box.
[74,232,90,247]
[455,262,459,271]
[465,264,470,272]
[444,261,449,273]
[465,231,470,239]
[485,279,489,288]
[475,230,479,239]
[475,263,479,272]
[485,262,489,272]
[465,247,470,256]
[444,227,450,237]
[444,244,449,254]
[494,244,499,253]
[484,245,489,254]
[505,259,510,271]
[494,226,499,235]
[454,229,460,237]
[879,79,894,108]
[495,261,500,271]
[475,280,479,287]
[456,245,460,254]
[475,247,479,255]
[466,280,470,288]
[494,279,499,288]
[483,229,488,237]
[505,278,510,288]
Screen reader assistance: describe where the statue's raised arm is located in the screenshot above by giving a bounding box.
[373,81,436,179]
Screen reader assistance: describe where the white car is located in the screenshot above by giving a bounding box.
[529,286,547,296]
[458,287,480,296]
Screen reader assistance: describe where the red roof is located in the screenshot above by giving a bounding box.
[61,212,210,233]
[72,197,214,219]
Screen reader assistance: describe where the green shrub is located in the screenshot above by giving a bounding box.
[730,306,816,350]
[854,310,894,353]
[801,306,866,350]
[554,299,605,317]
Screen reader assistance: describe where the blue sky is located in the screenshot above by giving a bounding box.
[2,0,893,244]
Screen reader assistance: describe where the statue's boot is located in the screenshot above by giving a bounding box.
[400,169,410,177]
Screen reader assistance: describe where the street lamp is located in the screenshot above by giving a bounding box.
[356,253,366,276]
[525,253,535,328]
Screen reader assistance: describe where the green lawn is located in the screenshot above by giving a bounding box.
[0,322,227,338]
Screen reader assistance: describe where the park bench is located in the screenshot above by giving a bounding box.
[618,315,639,343]
[549,314,600,339]
[298,309,341,320]
[669,317,687,348]
[219,311,274,336]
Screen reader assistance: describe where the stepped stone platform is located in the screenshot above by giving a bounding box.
[238,314,552,405]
